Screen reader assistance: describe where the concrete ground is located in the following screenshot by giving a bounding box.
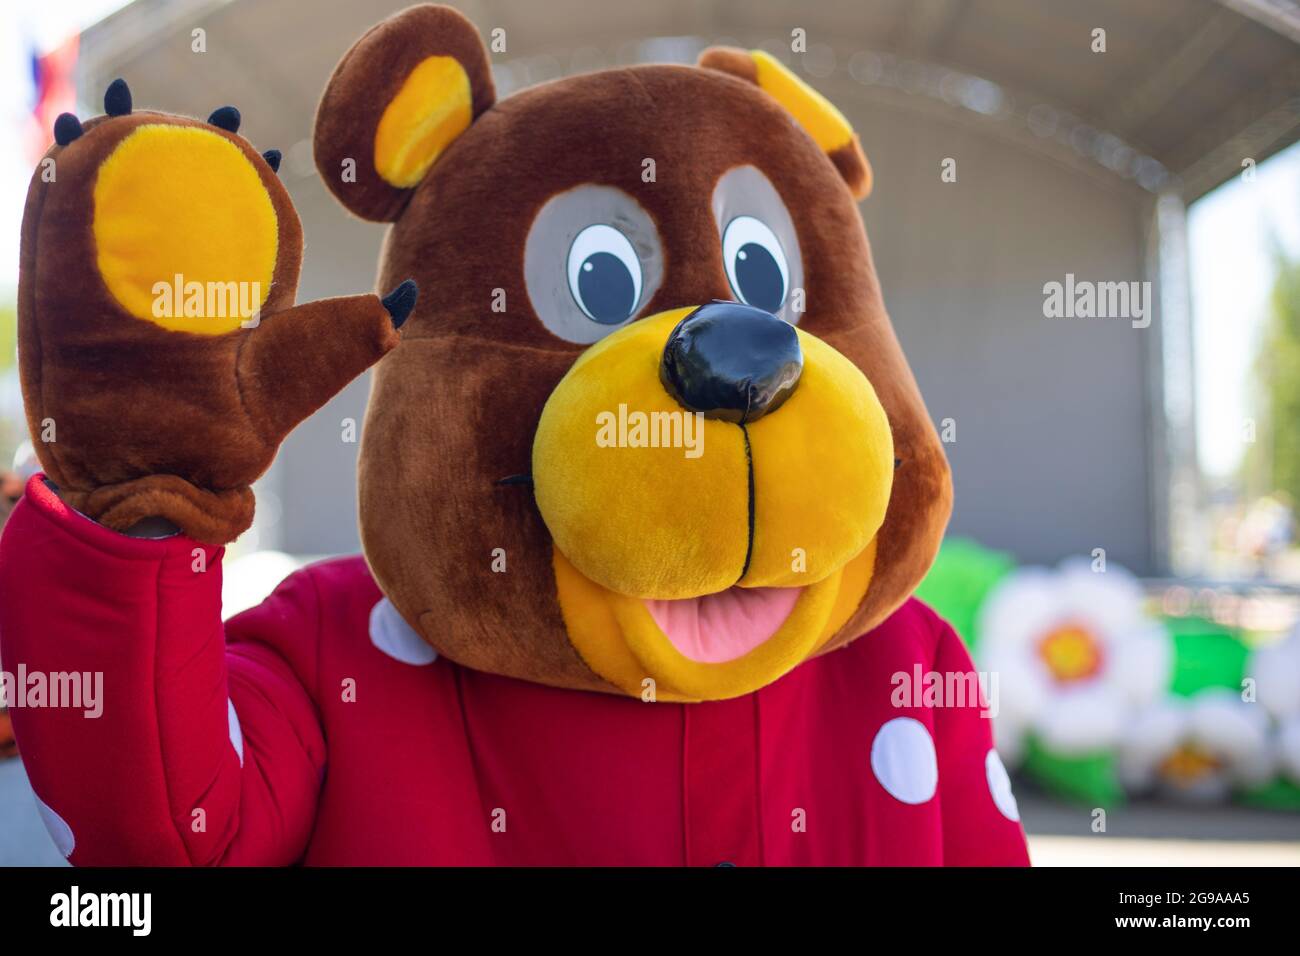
[1,756,1297,866]
[1017,781,1300,865]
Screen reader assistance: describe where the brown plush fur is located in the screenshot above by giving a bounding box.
[18,110,400,543]
[697,45,873,200]
[696,47,758,84]
[314,3,496,223]
[317,5,952,692]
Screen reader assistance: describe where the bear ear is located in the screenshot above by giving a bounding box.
[314,4,495,222]
[698,47,872,200]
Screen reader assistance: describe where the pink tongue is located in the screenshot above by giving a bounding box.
[644,586,803,663]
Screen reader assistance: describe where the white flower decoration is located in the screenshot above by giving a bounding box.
[1277,716,1300,787]
[976,558,1171,766]
[1246,626,1300,787]
[1246,625,1300,723]
[1119,689,1274,802]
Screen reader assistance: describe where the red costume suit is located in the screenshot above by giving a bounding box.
[1,5,1029,866]
[2,478,1027,865]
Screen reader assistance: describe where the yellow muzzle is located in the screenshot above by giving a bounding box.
[532,305,895,700]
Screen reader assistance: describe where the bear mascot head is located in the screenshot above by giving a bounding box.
[310,4,953,702]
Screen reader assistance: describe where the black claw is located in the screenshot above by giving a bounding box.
[104,78,132,116]
[208,105,240,133]
[381,279,418,329]
[53,113,82,146]
[262,149,282,173]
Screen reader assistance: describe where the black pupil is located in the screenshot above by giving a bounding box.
[735,242,784,313]
[577,251,636,325]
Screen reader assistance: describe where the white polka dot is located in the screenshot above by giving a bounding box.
[369,597,437,666]
[870,717,938,805]
[985,748,1020,821]
[228,698,244,767]
[34,793,75,858]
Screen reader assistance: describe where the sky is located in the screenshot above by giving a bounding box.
[1187,140,1300,481]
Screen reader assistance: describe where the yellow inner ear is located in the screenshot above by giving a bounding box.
[373,55,472,188]
[750,49,854,153]
[93,124,277,335]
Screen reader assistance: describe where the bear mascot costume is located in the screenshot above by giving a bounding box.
[0,4,1029,865]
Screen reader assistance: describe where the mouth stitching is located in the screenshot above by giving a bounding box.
[738,423,755,582]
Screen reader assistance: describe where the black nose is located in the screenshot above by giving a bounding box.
[659,302,803,423]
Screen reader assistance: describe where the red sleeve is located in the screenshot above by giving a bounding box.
[929,613,1032,866]
[0,476,324,866]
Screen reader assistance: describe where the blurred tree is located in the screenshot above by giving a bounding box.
[0,299,14,371]
[1248,245,1300,507]
[0,297,20,463]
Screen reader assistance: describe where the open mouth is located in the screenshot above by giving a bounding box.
[549,539,879,701]
[644,585,804,663]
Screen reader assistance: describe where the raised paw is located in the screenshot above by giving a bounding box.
[17,80,400,542]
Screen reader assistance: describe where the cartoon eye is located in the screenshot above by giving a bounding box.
[567,224,643,325]
[722,215,789,314]
[526,186,662,344]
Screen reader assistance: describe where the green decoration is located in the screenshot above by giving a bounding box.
[915,537,1015,651]
[1022,736,1124,807]
[1162,616,1249,697]
[1238,777,1300,811]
